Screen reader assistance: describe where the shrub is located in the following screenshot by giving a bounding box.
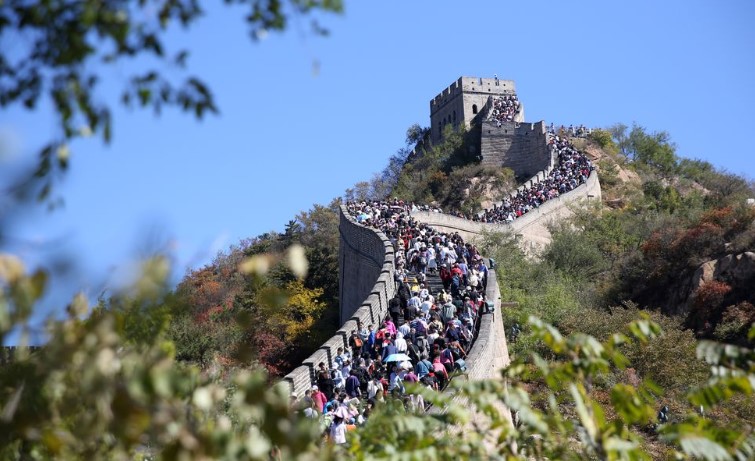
[561,305,708,393]
[588,128,615,150]
[713,302,755,345]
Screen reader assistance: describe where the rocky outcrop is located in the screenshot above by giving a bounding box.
[663,252,755,322]
[691,252,755,292]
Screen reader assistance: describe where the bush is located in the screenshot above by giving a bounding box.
[713,302,755,345]
[589,129,617,151]
[561,303,709,394]
[545,223,609,280]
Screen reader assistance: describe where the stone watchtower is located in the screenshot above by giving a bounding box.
[429,76,525,144]
[430,76,548,180]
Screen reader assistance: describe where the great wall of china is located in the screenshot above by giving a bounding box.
[282,76,602,398]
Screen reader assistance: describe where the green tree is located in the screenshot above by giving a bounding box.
[625,124,678,177]
[0,0,343,200]
[405,123,429,146]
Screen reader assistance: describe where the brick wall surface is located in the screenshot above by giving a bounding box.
[480,120,549,179]
[283,206,397,398]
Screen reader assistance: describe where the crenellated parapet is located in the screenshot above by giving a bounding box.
[282,205,397,398]
[429,76,524,145]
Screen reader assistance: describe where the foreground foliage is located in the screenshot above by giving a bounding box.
[1,0,343,201]
[2,253,752,460]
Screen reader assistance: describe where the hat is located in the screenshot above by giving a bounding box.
[312,385,318,390]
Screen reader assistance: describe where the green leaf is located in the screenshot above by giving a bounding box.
[679,436,732,461]
[137,88,151,106]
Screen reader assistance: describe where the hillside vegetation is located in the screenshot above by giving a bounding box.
[471,124,754,457]
[1,120,753,459]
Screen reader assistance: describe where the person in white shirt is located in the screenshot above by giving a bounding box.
[330,417,347,444]
[394,332,407,353]
[367,377,384,400]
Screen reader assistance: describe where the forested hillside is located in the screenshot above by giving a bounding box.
[2,120,753,459]
[161,120,754,458]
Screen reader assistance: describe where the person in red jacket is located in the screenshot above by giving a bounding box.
[311,385,328,414]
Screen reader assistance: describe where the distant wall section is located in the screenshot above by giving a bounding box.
[411,171,602,252]
[430,77,523,144]
[480,120,549,179]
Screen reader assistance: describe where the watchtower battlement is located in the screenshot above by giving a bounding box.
[429,76,523,144]
[427,75,545,178]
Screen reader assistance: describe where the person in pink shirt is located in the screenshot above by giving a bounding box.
[311,385,328,414]
[431,356,449,389]
[383,318,397,337]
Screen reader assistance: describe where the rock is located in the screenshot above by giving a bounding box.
[606,198,625,209]
[691,260,717,290]
[731,252,755,281]
[715,254,735,278]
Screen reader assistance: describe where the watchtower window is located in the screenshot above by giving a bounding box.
[472,104,478,114]
[453,110,456,122]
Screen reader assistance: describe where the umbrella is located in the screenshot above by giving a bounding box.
[384,353,411,363]
[332,405,351,419]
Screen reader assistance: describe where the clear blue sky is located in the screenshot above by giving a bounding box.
[1,1,754,333]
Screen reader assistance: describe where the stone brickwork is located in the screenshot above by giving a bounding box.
[337,206,396,325]
[282,206,397,398]
[463,263,509,380]
[480,120,549,179]
[411,171,602,252]
[430,77,524,144]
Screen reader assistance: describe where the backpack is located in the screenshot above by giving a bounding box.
[417,337,429,360]
[450,346,461,361]
[442,304,455,322]
[352,335,363,348]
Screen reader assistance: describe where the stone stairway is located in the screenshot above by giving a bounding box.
[405,270,444,297]
[424,270,445,296]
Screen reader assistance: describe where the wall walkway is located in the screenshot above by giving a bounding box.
[284,204,512,398]
[411,170,602,251]
[285,168,600,401]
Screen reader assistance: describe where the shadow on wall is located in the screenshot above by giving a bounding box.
[282,206,396,397]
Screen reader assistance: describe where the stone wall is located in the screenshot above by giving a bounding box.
[411,171,602,252]
[338,206,396,325]
[430,77,523,144]
[480,120,550,179]
[463,263,510,380]
[282,201,518,399]
[282,206,396,398]
[427,260,510,421]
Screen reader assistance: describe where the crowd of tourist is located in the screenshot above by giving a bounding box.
[490,93,521,124]
[293,129,595,444]
[548,123,592,138]
[292,199,492,444]
[472,134,594,224]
